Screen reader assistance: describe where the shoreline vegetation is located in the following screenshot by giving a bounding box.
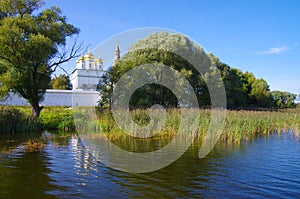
[1,106,299,144]
[0,106,75,133]
[96,108,300,143]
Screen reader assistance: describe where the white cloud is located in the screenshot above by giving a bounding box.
[254,46,289,55]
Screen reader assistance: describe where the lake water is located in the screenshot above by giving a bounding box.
[0,131,300,198]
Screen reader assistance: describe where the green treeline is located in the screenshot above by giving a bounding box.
[98,32,296,109]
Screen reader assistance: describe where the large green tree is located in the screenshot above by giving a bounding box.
[0,0,81,117]
[249,78,273,107]
[98,32,294,110]
[208,53,247,108]
[103,32,213,109]
[208,53,275,108]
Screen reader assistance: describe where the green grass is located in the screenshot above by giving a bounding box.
[39,106,75,131]
[0,106,75,133]
[0,106,42,133]
[1,106,300,144]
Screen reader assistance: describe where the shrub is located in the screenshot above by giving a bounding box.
[0,106,23,133]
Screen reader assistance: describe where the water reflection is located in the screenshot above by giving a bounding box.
[69,134,239,198]
[0,132,60,199]
[0,131,300,198]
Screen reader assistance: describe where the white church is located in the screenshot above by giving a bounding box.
[0,43,121,107]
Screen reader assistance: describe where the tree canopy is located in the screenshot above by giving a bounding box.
[98,32,296,110]
[0,0,81,117]
[105,32,214,109]
[271,91,296,108]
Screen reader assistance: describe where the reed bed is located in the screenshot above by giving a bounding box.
[1,106,300,144]
[220,109,300,142]
[95,108,300,143]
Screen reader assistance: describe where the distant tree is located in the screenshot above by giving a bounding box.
[0,0,82,117]
[236,71,274,108]
[249,78,273,107]
[208,54,248,108]
[209,53,277,108]
[271,91,296,108]
[208,53,230,78]
[97,71,113,108]
[224,68,247,108]
[241,71,256,106]
[51,74,72,90]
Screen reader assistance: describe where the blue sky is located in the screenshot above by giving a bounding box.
[49,0,300,94]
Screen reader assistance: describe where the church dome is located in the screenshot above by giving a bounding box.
[84,49,94,60]
[76,56,84,63]
[95,57,103,63]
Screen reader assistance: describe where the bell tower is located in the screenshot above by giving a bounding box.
[114,42,120,65]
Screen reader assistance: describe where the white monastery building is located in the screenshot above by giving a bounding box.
[71,49,104,91]
[0,43,121,107]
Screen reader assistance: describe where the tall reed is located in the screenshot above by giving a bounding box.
[2,106,299,144]
[96,108,300,143]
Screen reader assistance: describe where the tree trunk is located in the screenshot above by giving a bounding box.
[31,103,44,118]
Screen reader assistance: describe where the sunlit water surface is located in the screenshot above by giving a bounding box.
[0,131,300,198]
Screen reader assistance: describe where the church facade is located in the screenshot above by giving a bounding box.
[0,43,121,107]
[71,50,104,91]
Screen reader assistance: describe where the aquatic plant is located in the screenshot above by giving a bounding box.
[1,106,299,144]
[96,108,300,143]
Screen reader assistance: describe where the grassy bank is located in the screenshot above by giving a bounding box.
[0,106,75,133]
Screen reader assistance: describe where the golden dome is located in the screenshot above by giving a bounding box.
[84,49,94,60]
[95,57,103,63]
[78,56,84,61]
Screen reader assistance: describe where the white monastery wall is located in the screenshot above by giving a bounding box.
[0,90,100,107]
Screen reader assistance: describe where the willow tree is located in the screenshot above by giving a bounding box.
[101,32,213,109]
[0,0,81,117]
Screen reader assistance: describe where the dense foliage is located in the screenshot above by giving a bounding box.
[50,74,72,90]
[0,106,74,133]
[0,0,81,117]
[100,32,220,109]
[209,54,274,108]
[98,32,296,109]
[271,91,297,108]
[0,106,41,133]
